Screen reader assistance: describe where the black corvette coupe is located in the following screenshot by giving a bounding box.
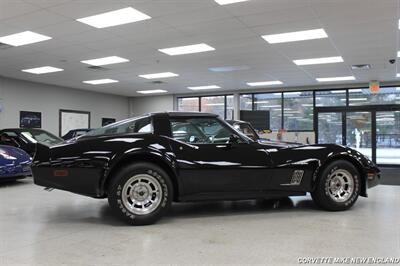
[32,112,380,225]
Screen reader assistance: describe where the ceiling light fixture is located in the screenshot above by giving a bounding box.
[139,72,179,79]
[214,0,249,5]
[76,7,151,28]
[83,79,119,85]
[247,81,283,86]
[0,31,51,46]
[208,65,250,72]
[262,29,327,44]
[159,43,215,56]
[293,56,343,65]
[396,73,400,77]
[137,89,167,94]
[187,85,220,90]
[316,76,355,82]
[81,56,129,66]
[22,66,63,74]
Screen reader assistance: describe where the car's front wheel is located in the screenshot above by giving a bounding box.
[311,160,361,211]
[108,162,173,225]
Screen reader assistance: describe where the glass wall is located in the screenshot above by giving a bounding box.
[226,95,234,120]
[177,95,233,119]
[240,94,252,110]
[177,97,199,112]
[254,93,282,130]
[283,91,313,130]
[376,111,400,164]
[348,87,400,106]
[318,112,342,144]
[316,90,346,106]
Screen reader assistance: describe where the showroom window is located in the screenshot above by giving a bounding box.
[254,93,282,130]
[201,96,225,118]
[177,95,234,119]
[348,87,400,106]
[315,90,347,106]
[226,95,234,120]
[283,91,313,131]
[177,97,199,112]
[239,94,252,110]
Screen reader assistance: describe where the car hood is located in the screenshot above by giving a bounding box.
[257,138,302,148]
[0,145,32,162]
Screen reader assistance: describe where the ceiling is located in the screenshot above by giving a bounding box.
[0,0,399,96]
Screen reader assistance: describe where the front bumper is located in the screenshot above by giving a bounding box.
[367,169,380,188]
[0,164,31,179]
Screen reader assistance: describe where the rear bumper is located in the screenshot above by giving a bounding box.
[32,166,104,198]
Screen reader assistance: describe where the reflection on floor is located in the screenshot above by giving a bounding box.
[0,178,399,265]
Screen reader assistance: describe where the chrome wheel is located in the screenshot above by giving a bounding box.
[121,174,163,215]
[327,169,354,203]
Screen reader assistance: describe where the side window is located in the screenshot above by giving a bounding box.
[170,117,243,144]
[103,117,152,135]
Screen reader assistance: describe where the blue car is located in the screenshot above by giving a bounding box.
[0,145,32,181]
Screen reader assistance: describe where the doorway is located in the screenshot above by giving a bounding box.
[316,106,400,166]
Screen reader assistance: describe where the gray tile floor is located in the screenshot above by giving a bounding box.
[0,178,399,266]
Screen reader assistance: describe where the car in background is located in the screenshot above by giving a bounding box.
[0,128,63,156]
[32,112,379,225]
[0,145,31,181]
[62,128,92,140]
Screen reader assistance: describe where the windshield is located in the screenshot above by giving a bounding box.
[85,116,152,137]
[232,123,259,141]
[20,130,63,145]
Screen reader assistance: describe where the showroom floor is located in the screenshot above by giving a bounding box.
[0,178,399,266]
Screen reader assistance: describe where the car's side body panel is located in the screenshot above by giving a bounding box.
[31,112,380,201]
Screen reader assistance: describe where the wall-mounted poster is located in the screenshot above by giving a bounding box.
[20,111,42,128]
[59,109,90,137]
[102,118,116,126]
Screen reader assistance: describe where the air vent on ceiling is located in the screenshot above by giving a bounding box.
[149,80,165,84]
[87,65,109,71]
[0,42,13,50]
[351,64,371,70]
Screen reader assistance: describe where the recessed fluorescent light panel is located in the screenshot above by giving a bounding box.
[159,43,215,56]
[262,29,327,44]
[77,7,151,28]
[83,79,118,85]
[209,65,250,72]
[139,72,179,79]
[0,31,51,46]
[247,81,283,87]
[137,89,167,94]
[22,66,63,74]
[81,56,129,66]
[294,56,343,65]
[188,85,220,90]
[316,76,355,82]
[214,0,249,5]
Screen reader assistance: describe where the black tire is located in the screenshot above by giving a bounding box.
[108,162,173,225]
[311,160,361,211]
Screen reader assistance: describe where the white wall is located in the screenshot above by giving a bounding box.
[129,95,174,117]
[0,77,129,136]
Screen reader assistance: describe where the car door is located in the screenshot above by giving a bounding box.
[168,116,274,197]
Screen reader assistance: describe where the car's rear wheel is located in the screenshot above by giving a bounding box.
[108,162,173,225]
[311,160,361,211]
